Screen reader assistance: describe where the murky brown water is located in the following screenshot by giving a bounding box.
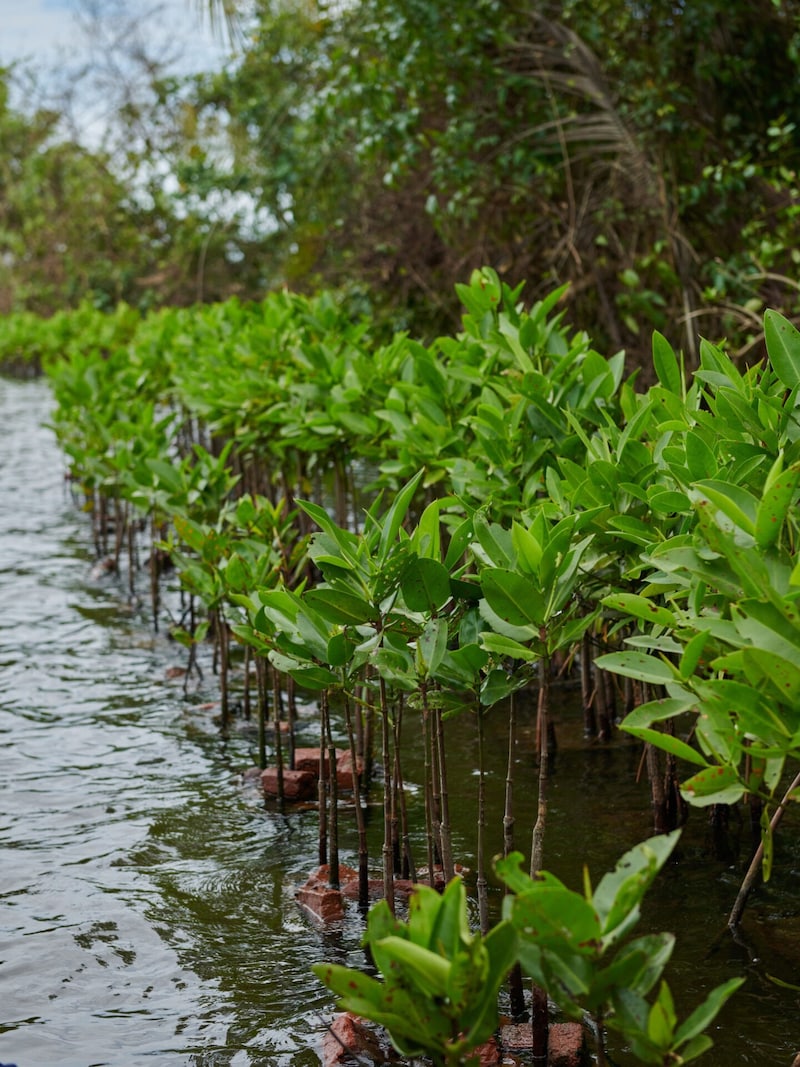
[1,376,798,1066]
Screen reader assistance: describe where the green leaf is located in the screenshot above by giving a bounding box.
[601,593,677,629]
[304,587,378,625]
[327,631,355,668]
[652,331,681,394]
[596,651,677,686]
[298,499,361,568]
[401,556,452,612]
[623,726,710,767]
[311,963,428,1056]
[593,831,681,944]
[511,886,602,955]
[680,629,710,679]
[411,498,442,560]
[511,521,542,574]
[764,308,800,390]
[754,460,800,549]
[378,469,424,562]
[680,764,745,806]
[416,617,448,677]
[481,568,546,627]
[673,977,745,1048]
[594,934,674,1001]
[622,696,696,729]
[480,631,539,662]
[691,480,758,536]
[471,515,516,569]
[647,981,677,1048]
[375,936,451,998]
[684,431,717,480]
[480,667,529,706]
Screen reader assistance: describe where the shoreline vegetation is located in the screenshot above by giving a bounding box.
[2,268,799,1063]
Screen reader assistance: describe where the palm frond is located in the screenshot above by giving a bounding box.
[194,0,241,45]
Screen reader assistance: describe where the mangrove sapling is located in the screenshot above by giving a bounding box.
[599,424,800,922]
[473,508,599,1064]
[378,673,395,911]
[313,877,518,1067]
[392,696,416,881]
[434,703,456,885]
[498,832,744,1066]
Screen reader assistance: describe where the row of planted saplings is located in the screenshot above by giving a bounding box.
[71,435,684,916]
[49,274,800,932]
[48,303,800,1062]
[71,455,748,1066]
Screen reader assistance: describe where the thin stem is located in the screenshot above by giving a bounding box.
[318,690,328,869]
[271,664,285,807]
[343,687,369,911]
[256,654,267,770]
[421,682,436,888]
[324,689,339,888]
[379,675,395,912]
[435,704,455,882]
[728,768,800,927]
[476,703,489,935]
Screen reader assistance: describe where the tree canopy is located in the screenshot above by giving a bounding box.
[5,0,800,365]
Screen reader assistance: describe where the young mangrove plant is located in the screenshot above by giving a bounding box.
[313,876,518,1067]
[498,831,743,1066]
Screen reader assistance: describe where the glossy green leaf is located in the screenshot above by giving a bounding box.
[754,460,800,548]
[593,831,681,944]
[680,764,744,806]
[480,568,545,627]
[692,479,758,535]
[400,556,452,612]
[602,593,676,629]
[596,651,677,686]
[764,308,800,390]
[416,617,448,676]
[622,696,696,729]
[673,977,745,1048]
[378,469,424,561]
[652,331,681,394]
[304,587,378,625]
[622,726,710,767]
[479,631,539,662]
[680,629,710,679]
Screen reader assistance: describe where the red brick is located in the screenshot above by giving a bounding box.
[321,1013,396,1065]
[336,750,365,789]
[294,747,329,776]
[260,766,316,799]
[501,1022,586,1066]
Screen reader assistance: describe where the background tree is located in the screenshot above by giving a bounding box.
[193,0,800,363]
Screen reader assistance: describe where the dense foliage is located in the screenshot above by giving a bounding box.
[4,0,800,365]
[175,0,800,359]
[5,267,799,1058]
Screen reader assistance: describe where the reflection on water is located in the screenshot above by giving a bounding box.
[0,377,798,1066]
